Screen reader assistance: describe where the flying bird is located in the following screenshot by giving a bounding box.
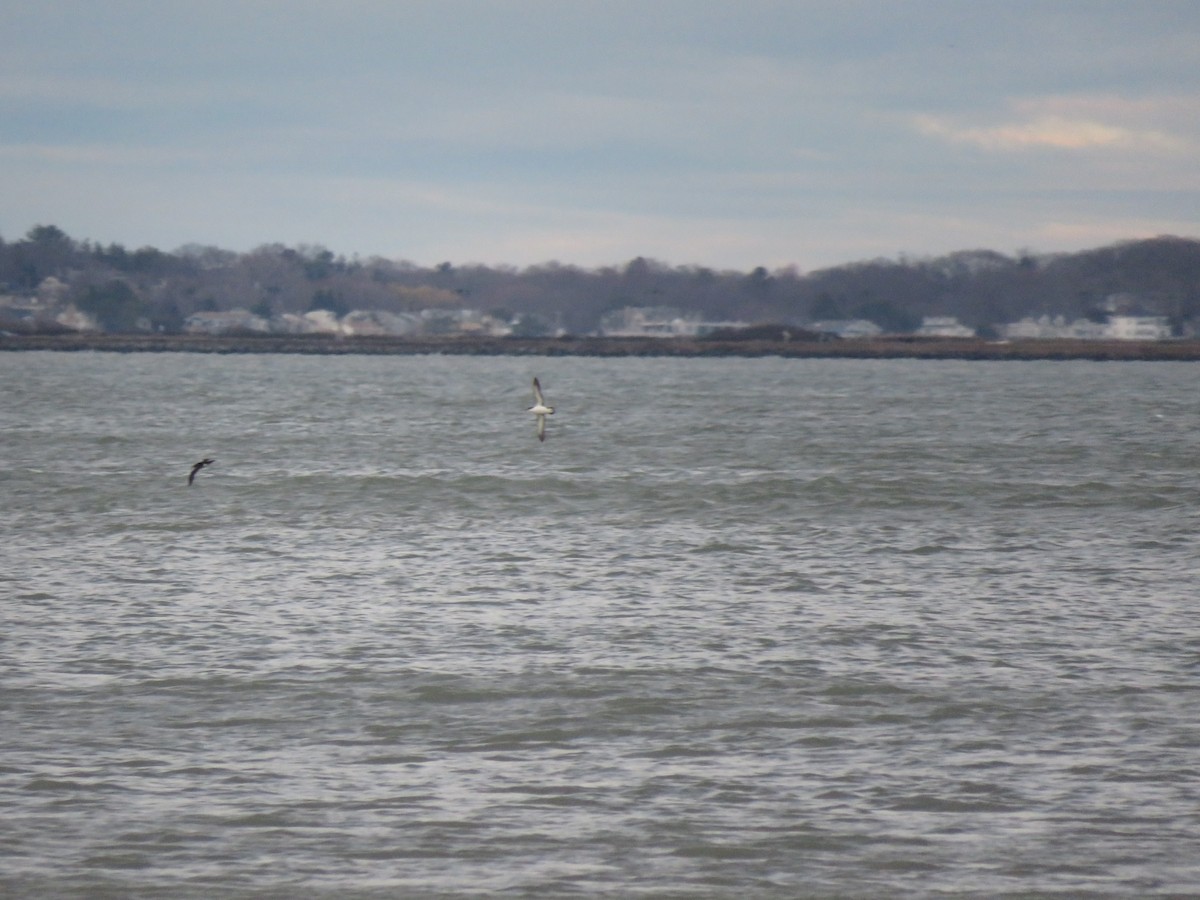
[527,377,554,442]
[188,457,215,486]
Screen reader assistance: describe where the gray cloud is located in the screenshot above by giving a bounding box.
[2,1,1197,269]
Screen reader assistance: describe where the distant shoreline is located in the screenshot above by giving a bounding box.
[4,332,1200,361]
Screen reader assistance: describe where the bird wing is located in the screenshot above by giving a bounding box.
[532,377,545,406]
[188,458,213,485]
[536,414,546,442]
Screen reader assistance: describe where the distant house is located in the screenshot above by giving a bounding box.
[37,277,69,304]
[1000,315,1171,341]
[338,310,388,336]
[1000,316,1105,340]
[809,319,883,339]
[269,311,337,334]
[1001,316,1062,339]
[916,316,975,338]
[1106,315,1172,340]
[184,309,270,334]
[55,305,98,331]
[418,308,512,336]
[269,307,511,337]
[599,306,747,338]
[340,309,421,336]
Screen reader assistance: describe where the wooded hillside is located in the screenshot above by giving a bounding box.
[3,225,1198,336]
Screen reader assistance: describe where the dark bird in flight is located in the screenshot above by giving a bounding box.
[188,457,215,486]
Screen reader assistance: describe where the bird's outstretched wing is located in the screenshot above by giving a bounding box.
[188,457,214,486]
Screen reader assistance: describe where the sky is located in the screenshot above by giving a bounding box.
[2,1,1198,272]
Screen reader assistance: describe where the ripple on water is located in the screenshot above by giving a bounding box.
[3,355,1200,896]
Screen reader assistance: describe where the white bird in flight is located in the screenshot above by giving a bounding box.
[527,377,554,442]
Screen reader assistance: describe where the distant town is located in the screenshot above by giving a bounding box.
[2,226,1198,345]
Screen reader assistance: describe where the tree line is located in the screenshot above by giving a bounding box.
[3,224,1199,335]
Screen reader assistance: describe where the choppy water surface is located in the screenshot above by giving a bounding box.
[2,352,1199,898]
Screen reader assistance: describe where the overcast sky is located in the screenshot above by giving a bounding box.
[3,1,1198,271]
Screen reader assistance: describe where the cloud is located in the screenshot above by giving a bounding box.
[914,111,1187,153]
[912,95,1195,153]
[1033,217,1200,247]
[3,3,1197,270]
[0,142,215,167]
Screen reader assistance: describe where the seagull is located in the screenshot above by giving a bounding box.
[527,377,554,442]
[188,457,215,486]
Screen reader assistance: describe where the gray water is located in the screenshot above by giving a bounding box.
[2,352,1199,898]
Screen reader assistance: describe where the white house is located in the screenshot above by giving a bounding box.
[55,305,98,331]
[340,309,422,336]
[599,306,746,337]
[1000,315,1105,340]
[184,309,270,334]
[916,316,975,338]
[809,319,883,338]
[1000,314,1170,341]
[1106,315,1172,340]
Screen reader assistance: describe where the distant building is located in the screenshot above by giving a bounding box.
[1000,316,1104,340]
[55,305,98,331]
[418,308,512,336]
[809,319,883,338]
[269,307,506,337]
[340,309,422,336]
[184,309,270,334]
[1106,315,1172,340]
[1001,316,1060,340]
[916,316,975,338]
[599,306,747,337]
[1000,315,1171,341]
[37,277,69,305]
[269,311,340,334]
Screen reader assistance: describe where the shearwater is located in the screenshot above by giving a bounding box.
[527,376,554,442]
